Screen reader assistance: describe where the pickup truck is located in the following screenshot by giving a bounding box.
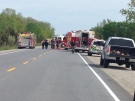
[100,37,135,70]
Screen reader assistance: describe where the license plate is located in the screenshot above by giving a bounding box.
[120,57,125,60]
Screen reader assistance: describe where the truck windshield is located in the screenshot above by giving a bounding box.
[109,39,134,47]
[21,36,30,39]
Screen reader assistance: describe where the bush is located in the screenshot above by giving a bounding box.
[8,35,15,46]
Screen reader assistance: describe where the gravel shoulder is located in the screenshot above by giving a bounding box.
[82,53,135,97]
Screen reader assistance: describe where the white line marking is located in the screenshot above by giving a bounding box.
[0,50,26,55]
[78,53,120,101]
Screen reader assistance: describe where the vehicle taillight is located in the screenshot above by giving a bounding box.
[19,42,21,46]
[106,46,110,53]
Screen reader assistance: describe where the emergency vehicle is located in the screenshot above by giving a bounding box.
[17,32,36,49]
[58,35,65,48]
[74,30,95,52]
[63,31,76,50]
[88,39,106,56]
[52,35,65,48]
[52,35,65,41]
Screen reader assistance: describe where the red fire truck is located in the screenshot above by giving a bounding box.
[74,30,95,52]
[17,32,36,49]
[63,30,95,51]
[63,31,76,50]
[52,35,65,48]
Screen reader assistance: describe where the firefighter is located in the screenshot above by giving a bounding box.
[56,39,61,49]
[70,40,75,53]
[56,39,59,49]
[41,40,45,49]
[83,37,87,46]
[44,39,49,49]
[51,38,55,49]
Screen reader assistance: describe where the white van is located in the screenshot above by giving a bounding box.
[88,39,105,56]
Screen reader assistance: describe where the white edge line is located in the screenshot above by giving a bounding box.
[0,50,26,55]
[78,53,120,101]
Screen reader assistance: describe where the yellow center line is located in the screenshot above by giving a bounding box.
[39,55,42,57]
[33,58,36,60]
[7,67,16,72]
[23,61,28,64]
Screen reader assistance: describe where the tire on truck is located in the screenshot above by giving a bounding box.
[103,59,109,68]
[131,63,135,70]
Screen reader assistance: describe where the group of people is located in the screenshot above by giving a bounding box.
[41,38,62,49]
[50,38,62,49]
[41,38,76,51]
[41,40,49,49]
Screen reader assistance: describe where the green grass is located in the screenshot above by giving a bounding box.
[36,43,42,46]
[0,45,17,50]
[0,43,41,50]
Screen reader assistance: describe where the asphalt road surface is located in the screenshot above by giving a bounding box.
[0,46,133,101]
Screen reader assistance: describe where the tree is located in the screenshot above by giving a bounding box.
[120,0,135,22]
[127,22,135,40]
[0,8,18,44]
[103,22,117,40]
[0,8,55,46]
[90,19,111,39]
[102,22,132,40]
[8,35,15,46]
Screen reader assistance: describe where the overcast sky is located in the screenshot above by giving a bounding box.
[0,0,131,35]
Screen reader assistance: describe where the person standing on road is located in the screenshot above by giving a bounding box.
[70,40,75,52]
[70,40,75,47]
[44,39,49,49]
[56,39,59,49]
[41,40,45,49]
[51,38,55,49]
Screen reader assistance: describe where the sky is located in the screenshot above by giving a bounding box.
[0,0,131,35]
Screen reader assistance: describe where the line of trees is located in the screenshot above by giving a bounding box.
[90,0,135,40]
[1,0,135,46]
[0,8,55,46]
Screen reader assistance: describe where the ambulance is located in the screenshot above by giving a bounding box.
[74,30,95,52]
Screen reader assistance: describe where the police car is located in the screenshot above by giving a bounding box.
[88,39,105,56]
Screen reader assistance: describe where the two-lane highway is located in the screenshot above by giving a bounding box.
[0,46,133,101]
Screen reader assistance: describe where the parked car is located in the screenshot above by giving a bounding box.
[88,39,105,56]
[100,37,135,70]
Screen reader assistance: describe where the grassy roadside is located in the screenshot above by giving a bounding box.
[0,45,17,50]
[0,43,41,51]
